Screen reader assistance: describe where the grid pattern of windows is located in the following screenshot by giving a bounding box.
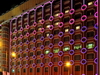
[64,66,68,72]
[87,53,94,59]
[37,68,40,72]
[54,67,58,72]
[74,55,81,60]
[74,44,82,50]
[45,67,48,72]
[10,0,97,75]
[53,48,59,53]
[44,50,50,54]
[86,42,95,49]
[75,66,80,71]
[87,65,93,71]
[63,56,69,61]
[63,46,70,51]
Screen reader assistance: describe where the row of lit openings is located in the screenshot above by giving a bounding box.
[12,25,95,43]
[11,0,95,26]
[13,53,95,66]
[12,8,96,31]
[11,30,96,46]
[11,64,94,73]
[13,42,95,58]
[11,19,96,39]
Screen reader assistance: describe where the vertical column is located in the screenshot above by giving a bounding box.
[50,1,53,16]
[21,14,23,28]
[42,6,44,19]
[71,0,73,74]
[71,0,73,9]
[60,0,62,12]
[34,9,36,22]
[98,0,99,75]
[9,20,12,73]
[16,17,18,31]
[19,15,22,27]
[27,12,30,25]
[83,0,85,74]
[83,0,85,5]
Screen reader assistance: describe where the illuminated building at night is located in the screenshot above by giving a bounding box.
[0,0,99,75]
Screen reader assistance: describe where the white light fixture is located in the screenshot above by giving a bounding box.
[65,10,69,13]
[65,28,69,32]
[76,26,80,30]
[88,2,93,5]
[54,13,59,17]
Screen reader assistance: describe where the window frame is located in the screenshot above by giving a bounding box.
[54,67,58,72]
[53,48,60,53]
[74,55,81,60]
[75,65,80,71]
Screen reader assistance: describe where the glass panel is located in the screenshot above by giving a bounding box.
[74,14,81,19]
[53,57,58,62]
[88,2,93,5]
[87,21,94,27]
[76,25,81,30]
[87,65,93,71]
[45,67,48,72]
[74,55,81,60]
[54,67,58,72]
[87,31,94,37]
[30,68,33,72]
[45,50,50,54]
[53,48,59,53]
[75,66,80,71]
[23,69,26,73]
[64,66,68,72]
[63,17,70,23]
[44,59,49,63]
[87,54,94,59]
[74,34,81,40]
[37,68,40,72]
[64,37,70,42]
[63,46,70,51]
[63,56,69,61]
[65,10,69,13]
[46,25,50,28]
[74,45,82,50]
[65,28,69,32]
[54,22,60,25]
[86,43,95,49]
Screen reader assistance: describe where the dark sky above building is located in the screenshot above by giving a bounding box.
[0,0,28,15]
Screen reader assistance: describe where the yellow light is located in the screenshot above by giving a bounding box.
[88,2,93,5]
[54,13,59,17]
[38,28,41,31]
[0,42,2,47]
[46,25,50,28]
[65,10,69,13]
[38,20,41,22]
[0,68,2,72]
[46,33,50,37]
[11,52,16,57]
[66,62,71,67]
[55,22,59,25]
[65,29,69,32]
[76,26,80,30]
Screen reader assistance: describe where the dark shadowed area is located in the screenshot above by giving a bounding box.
[0,0,28,15]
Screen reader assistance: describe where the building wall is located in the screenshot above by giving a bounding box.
[0,23,10,72]
[9,0,98,75]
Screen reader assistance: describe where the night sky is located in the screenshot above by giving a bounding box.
[0,0,28,15]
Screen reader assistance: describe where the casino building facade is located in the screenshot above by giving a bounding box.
[0,0,99,75]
